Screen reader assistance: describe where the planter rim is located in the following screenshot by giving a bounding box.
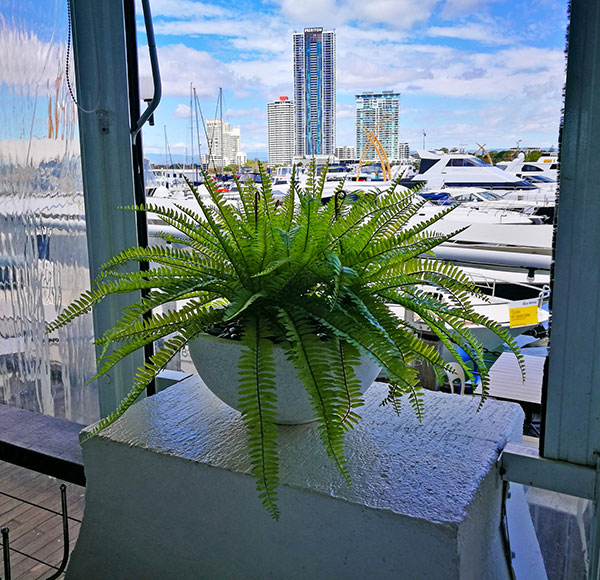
[188,331,381,425]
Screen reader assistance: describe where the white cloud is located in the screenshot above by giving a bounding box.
[173,104,192,119]
[351,0,439,29]
[140,0,230,19]
[230,34,291,55]
[139,44,240,97]
[427,23,514,45]
[167,141,189,153]
[278,0,341,27]
[151,19,246,36]
[337,104,355,119]
[439,0,502,20]
[227,55,292,93]
[276,0,438,29]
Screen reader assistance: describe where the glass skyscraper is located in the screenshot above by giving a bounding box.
[355,91,401,161]
[293,27,336,156]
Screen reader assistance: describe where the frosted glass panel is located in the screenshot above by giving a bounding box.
[0,0,99,423]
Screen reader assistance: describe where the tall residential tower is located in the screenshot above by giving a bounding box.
[267,97,294,166]
[205,119,244,167]
[355,91,401,161]
[293,27,336,156]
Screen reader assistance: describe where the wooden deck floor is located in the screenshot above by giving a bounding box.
[0,460,85,579]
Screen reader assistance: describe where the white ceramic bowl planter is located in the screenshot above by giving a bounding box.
[188,333,381,424]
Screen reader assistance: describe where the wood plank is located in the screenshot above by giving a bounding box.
[0,460,85,579]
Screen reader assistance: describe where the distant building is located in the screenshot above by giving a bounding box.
[398,142,410,161]
[293,27,336,157]
[355,91,401,161]
[205,119,244,167]
[335,146,356,161]
[267,97,294,166]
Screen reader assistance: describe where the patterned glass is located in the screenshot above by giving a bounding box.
[0,0,99,423]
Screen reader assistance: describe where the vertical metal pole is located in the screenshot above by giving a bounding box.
[1,526,11,580]
[193,88,202,181]
[220,87,224,173]
[69,0,144,416]
[46,484,71,580]
[190,82,194,169]
[123,0,155,396]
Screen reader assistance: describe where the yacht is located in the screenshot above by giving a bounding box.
[433,188,552,222]
[398,150,539,192]
[388,285,550,356]
[495,152,557,207]
[496,152,558,181]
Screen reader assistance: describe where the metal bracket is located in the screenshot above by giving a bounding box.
[499,442,596,500]
[96,109,109,135]
[131,0,161,142]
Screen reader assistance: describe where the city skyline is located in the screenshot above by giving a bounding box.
[136,1,569,161]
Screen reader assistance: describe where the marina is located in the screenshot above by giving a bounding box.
[3,0,597,577]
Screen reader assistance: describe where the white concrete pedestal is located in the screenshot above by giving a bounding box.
[67,376,524,579]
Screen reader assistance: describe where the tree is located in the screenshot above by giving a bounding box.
[525,150,543,162]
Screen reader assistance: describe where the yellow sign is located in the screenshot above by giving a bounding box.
[509,299,539,328]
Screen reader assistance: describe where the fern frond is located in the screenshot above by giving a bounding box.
[237,313,280,519]
[82,327,200,442]
[277,307,351,484]
[331,340,365,431]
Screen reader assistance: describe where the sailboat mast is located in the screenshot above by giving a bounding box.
[219,87,224,173]
[164,125,168,166]
[190,82,194,169]
[193,88,202,182]
[196,91,218,175]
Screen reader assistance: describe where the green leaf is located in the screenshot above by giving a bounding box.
[237,312,280,519]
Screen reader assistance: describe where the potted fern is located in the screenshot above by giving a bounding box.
[48,163,522,518]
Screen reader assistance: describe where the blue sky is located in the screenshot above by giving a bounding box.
[135,0,569,161]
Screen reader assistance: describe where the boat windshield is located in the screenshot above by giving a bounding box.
[478,191,503,200]
[523,175,555,183]
[446,157,491,167]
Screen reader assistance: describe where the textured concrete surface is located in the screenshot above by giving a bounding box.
[67,376,524,579]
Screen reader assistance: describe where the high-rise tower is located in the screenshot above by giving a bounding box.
[293,27,336,156]
[267,97,294,166]
[205,119,243,168]
[355,91,401,161]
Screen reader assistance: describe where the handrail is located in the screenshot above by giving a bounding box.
[131,0,161,142]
